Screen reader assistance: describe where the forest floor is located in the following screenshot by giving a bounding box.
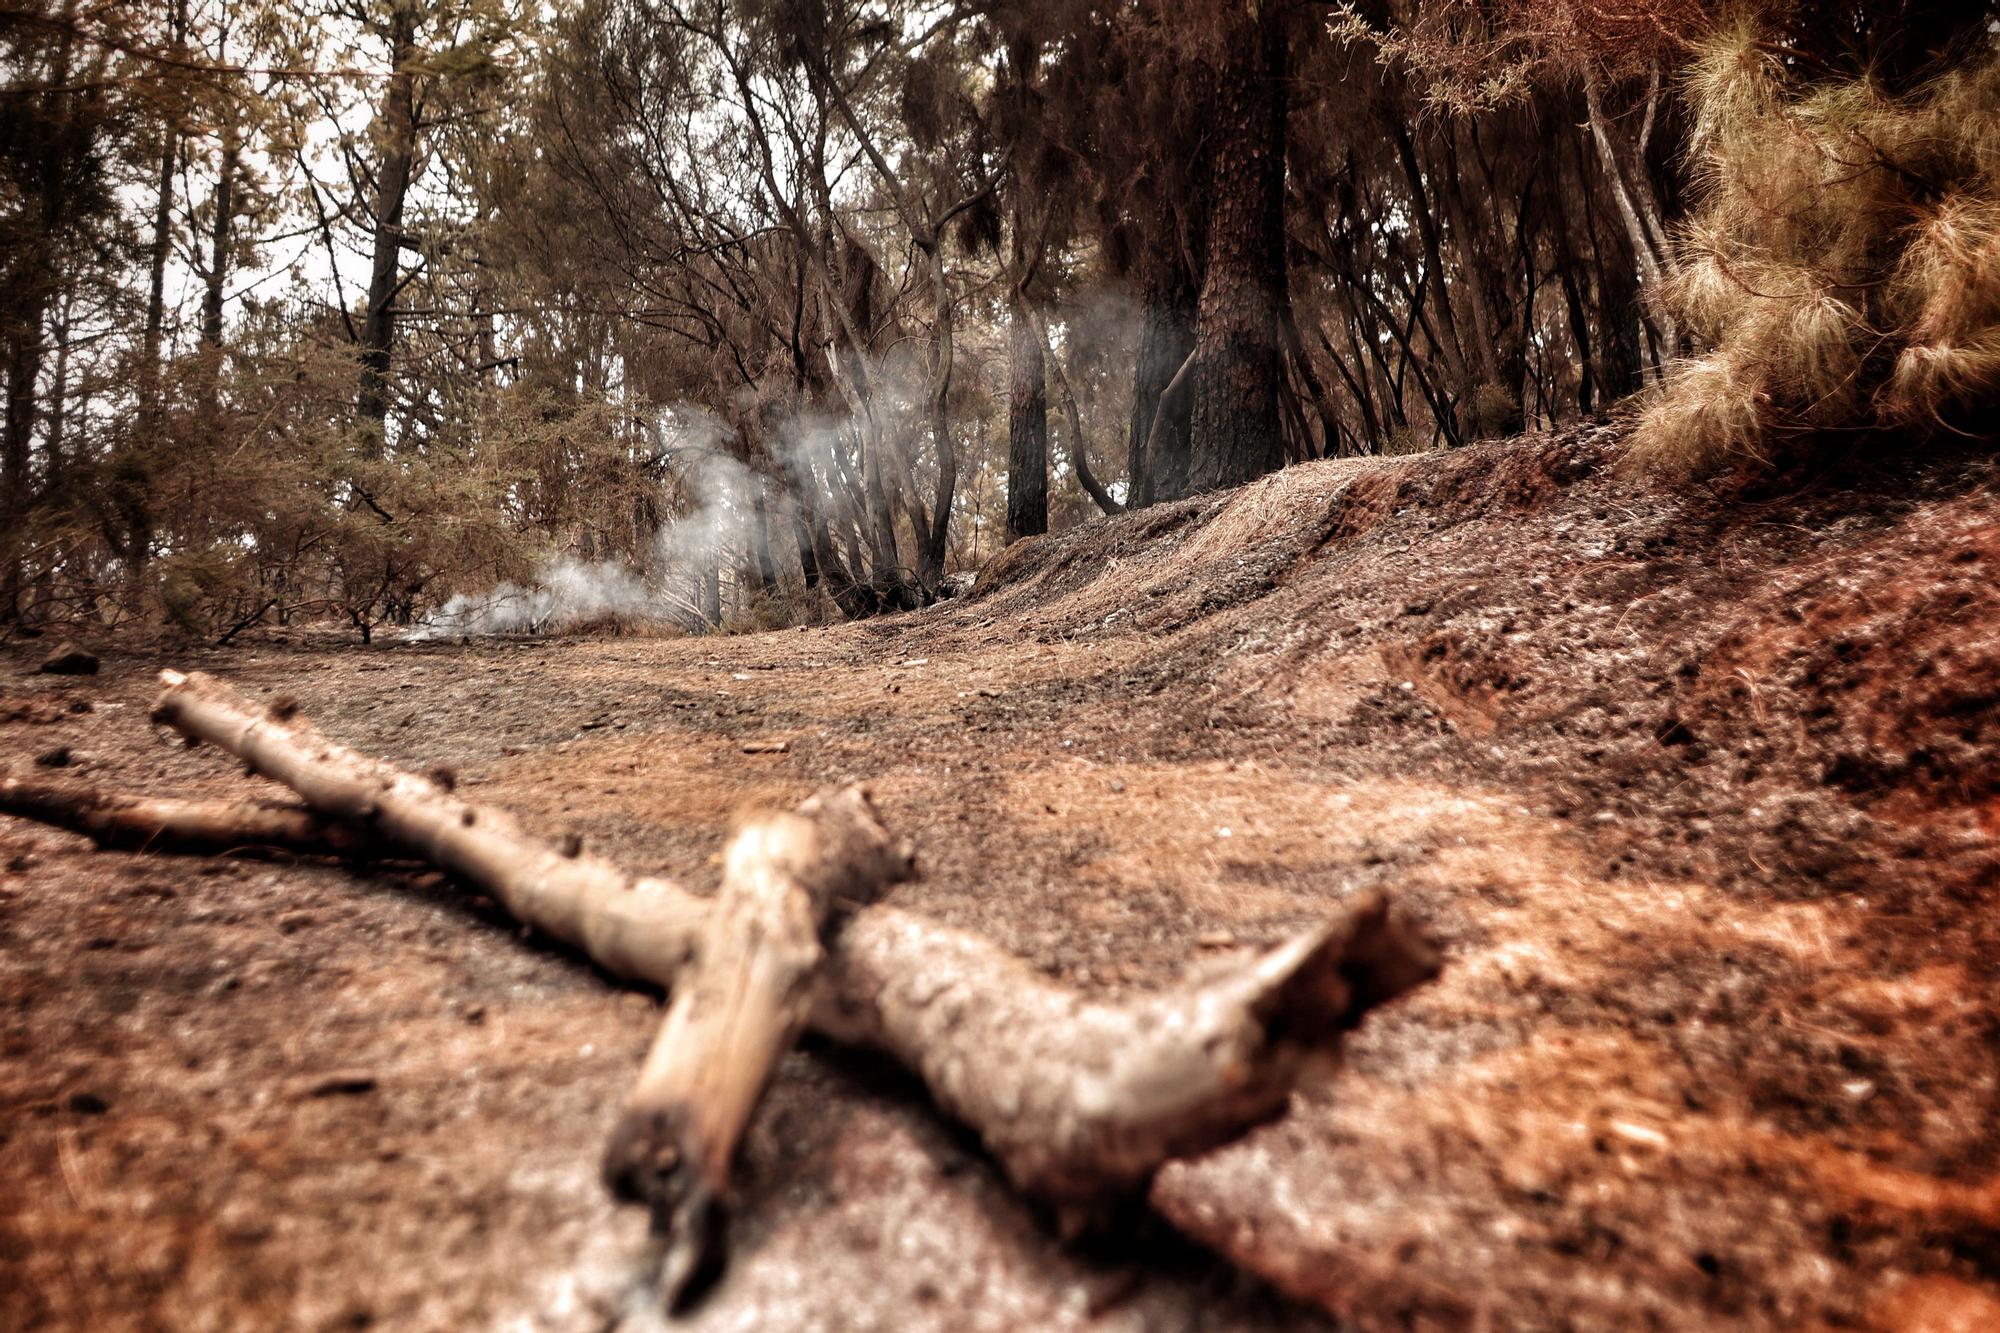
[3,426,1998,1332]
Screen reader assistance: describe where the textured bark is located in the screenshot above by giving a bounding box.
[818,888,1436,1212]
[1005,299,1049,542]
[200,117,238,355]
[1583,71,1677,374]
[149,672,707,982]
[603,788,915,1305]
[0,774,378,859]
[144,670,1438,1214]
[1185,4,1288,496]
[357,1,420,435]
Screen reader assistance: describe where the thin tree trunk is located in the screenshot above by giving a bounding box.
[918,243,956,591]
[1037,312,1122,516]
[198,111,240,420]
[357,0,420,441]
[1583,69,1677,374]
[139,0,185,404]
[124,0,184,606]
[1126,256,1197,507]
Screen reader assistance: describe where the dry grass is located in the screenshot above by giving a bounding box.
[1634,25,2000,470]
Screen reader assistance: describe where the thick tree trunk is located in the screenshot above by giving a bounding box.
[1185,4,1288,496]
[749,481,779,598]
[1005,298,1048,542]
[357,1,420,440]
[699,561,721,629]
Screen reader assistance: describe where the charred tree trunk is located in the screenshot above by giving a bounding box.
[1,315,42,619]
[123,0,185,605]
[1005,297,1048,543]
[1127,239,1198,508]
[356,1,420,442]
[0,0,81,623]
[197,111,239,420]
[1038,312,1122,517]
[917,241,957,594]
[1185,4,1288,496]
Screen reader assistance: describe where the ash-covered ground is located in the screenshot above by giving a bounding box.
[4,429,1996,1331]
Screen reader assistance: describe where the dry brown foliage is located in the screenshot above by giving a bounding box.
[1635,23,2000,469]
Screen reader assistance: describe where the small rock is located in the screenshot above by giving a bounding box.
[6,854,35,873]
[742,738,791,754]
[1197,929,1238,948]
[66,1090,110,1114]
[33,746,71,768]
[291,1070,378,1099]
[38,643,99,676]
[276,911,315,935]
[1109,779,1127,793]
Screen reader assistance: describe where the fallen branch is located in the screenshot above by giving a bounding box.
[1,770,379,859]
[603,788,914,1306]
[141,669,1437,1213]
[149,672,706,984]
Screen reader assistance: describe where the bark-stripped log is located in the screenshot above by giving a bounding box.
[603,788,914,1306]
[145,670,1438,1210]
[150,671,707,984]
[818,889,1435,1210]
[1,771,377,859]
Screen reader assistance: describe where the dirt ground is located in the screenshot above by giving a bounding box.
[3,427,1997,1331]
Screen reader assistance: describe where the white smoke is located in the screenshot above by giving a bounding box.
[406,404,766,641]
[403,296,1143,642]
[407,560,661,639]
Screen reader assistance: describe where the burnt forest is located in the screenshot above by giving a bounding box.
[3,1,1999,1329]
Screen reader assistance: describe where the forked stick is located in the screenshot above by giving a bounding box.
[143,671,1438,1226]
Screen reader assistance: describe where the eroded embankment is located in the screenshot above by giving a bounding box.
[950,426,2000,1329]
